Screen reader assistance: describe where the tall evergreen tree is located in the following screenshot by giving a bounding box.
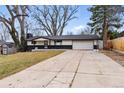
[88,5,123,49]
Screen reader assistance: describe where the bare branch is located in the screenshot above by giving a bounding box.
[33,5,78,36]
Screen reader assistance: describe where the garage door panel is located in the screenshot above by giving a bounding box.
[73,41,93,49]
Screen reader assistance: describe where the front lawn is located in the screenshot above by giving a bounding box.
[0,50,64,79]
[101,50,124,66]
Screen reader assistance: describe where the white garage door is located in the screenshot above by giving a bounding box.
[73,41,93,49]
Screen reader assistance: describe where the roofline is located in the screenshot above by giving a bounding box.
[53,38,100,40]
[27,38,100,41]
[27,36,51,41]
[27,35,101,41]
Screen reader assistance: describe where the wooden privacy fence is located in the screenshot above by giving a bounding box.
[110,37,124,51]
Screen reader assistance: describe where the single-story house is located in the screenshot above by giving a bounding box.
[0,40,5,54]
[27,34,103,51]
[0,40,16,54]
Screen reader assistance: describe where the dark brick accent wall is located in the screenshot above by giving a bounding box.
[27,45,72,51]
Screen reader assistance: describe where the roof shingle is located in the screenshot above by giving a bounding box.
[27,35,100,41]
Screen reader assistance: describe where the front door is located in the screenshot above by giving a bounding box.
[44,41,48,49]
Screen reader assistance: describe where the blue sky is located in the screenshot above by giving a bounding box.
[65,5,91,35]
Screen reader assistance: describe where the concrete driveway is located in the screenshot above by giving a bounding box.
[0,50,124,88]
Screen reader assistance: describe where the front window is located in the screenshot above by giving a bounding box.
[56,40,62,42]
[32,41,36,44]
[44,41,48,48]
[44,41,48,45]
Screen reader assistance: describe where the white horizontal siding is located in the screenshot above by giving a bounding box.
[50,41,54,45]
[56,42,62,45]
[62,40,72,45]
[34,38,48,41]
[35,41,44,45]
[27,41,33,45]
[27,41,44,45]
[50,40,72,45]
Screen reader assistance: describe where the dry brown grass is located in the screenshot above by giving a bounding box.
[101,50,124,66]
[0,50,64,79]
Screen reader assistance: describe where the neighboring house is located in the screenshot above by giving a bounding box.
[27,34,103,51]
[0,40,5,54]
[0,40,16,54]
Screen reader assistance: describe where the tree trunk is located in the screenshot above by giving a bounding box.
[20,19,27,52]
[9,28,20,51]
[103,27,108,50]
[103,9,108,50]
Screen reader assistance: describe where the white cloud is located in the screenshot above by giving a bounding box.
[70,25,86,35]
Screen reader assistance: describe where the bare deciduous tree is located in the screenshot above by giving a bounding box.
[12,5,29,51]
[33,5,78,36]
[0,5,28,51]
[67,31,73,35]
[0,23,10,41]
[80,27,92,35]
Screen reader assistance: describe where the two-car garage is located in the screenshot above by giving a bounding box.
[72,40,94,49]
